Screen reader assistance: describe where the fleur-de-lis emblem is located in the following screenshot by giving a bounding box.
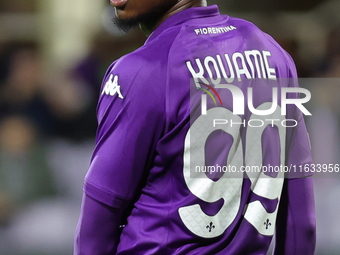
[206,222,215,232]
[264,219,271,229]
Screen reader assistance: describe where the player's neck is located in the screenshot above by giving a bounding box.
[140,0,207,36]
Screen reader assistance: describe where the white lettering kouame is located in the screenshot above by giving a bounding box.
[186,50,277,88]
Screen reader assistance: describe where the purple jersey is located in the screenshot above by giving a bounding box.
[83,5,314,255]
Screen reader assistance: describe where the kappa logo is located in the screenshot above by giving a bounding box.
[102,74,124,99]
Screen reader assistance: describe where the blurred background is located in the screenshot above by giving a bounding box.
[0,0,339,254]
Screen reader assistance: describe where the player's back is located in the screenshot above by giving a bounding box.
[112,5,303,255]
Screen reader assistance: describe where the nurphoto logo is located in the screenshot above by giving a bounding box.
[199,83,311,116]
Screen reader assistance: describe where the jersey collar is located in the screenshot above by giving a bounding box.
[145,5,220,44]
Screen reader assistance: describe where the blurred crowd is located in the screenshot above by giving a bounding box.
[0,1,339,255]
[0,22,146,254]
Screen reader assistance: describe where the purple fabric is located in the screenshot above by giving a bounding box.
[74,194,123,254]
[75,5,316,255]
[274,177,316,254]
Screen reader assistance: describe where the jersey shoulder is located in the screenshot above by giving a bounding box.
[100,26,183,100]
[234,17,298,74]
[97,27,184,126]
[114,26,183,76]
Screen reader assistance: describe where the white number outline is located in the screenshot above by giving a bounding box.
[179,103,286,238]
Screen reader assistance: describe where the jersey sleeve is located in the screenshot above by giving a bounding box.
[274,177,316,255]
[83,56,166,208]
[283,56,313,178]
[285,107,313,178]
